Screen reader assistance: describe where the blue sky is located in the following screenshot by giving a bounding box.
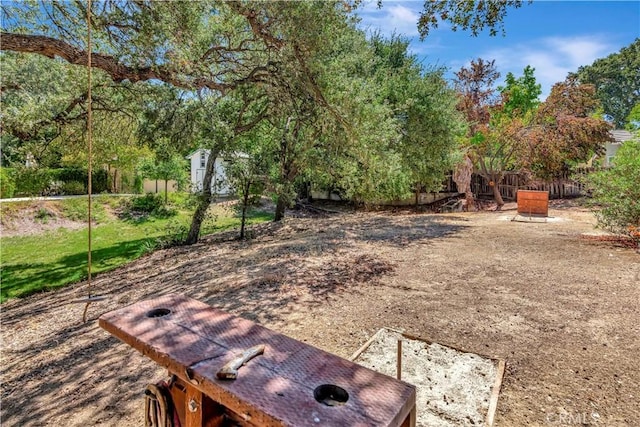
[355,1,640,99]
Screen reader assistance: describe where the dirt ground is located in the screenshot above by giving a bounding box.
[1,201,639,426]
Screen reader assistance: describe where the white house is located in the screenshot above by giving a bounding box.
[604,129,637,166]
[185,149,233,195]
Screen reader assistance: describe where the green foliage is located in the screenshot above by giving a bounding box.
[587,140,640,238]
[120,193,178,219]
[0,52,146,171]
[0,168,16,198]
[10,167,110,196]
[626,103,640,131]
[1,0,518,225]
[498,65,541,118]
[13,167,54,196]
[575,39,640,128]
[369,34,464,196]
[137,154,189,187]
[417,0,530,37]
[60,181,85,195]
[34,207,53,223]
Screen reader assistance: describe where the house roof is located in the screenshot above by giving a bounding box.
[185,149,249,159]
[610,129,636,144]
[185,148,209,159]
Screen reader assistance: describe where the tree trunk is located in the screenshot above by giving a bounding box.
[274,117,293,223]
[465,190,476,212]
[274,196,287,222]
[240,181,250,239]
[164,179,168,204]
[453,154,475,211]
[492,178,505,210]
[185,147,220,245]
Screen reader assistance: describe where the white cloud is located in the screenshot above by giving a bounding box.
[356,1,422,37]
[479,35,613,98]
[355,0,452,59]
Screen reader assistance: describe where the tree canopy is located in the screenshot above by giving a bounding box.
[575,38,640,128]
[1,0,537,241]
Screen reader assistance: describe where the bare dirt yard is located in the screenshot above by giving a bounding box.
[1,201,639,426]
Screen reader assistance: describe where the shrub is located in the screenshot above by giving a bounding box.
[587,140,640,239]
[130,193,164,213]
[53,168,109,194]
[14,167,54,196]
[60,181,86,195]
[0,168,16,198]
[120,193,177,219]
[34,207,54,223]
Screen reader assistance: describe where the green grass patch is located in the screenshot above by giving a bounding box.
[60,197,109,222]
[1,198,273,302]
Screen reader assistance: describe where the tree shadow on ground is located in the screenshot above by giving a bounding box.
[0,211,468,426]
[337,214,468,247]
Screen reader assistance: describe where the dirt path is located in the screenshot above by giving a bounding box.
[1,204,639,426]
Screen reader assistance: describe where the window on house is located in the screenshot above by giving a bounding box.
[200,152,206,168]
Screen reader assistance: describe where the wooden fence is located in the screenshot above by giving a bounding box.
[469,168,597,201]
[312,168,598,205]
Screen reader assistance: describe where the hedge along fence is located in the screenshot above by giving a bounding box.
[1,167,109,198]
[0,168,17,198]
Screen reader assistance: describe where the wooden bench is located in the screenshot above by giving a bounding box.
[99,294,416,426]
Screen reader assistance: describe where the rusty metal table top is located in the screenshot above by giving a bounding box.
[99,294,415,427]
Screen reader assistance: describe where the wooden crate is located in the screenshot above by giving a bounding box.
[517,190,549,216]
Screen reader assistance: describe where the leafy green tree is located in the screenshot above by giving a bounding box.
[256,11,404,218]
[227,152,268,239]
[2,2,273,93]
[469,114,522,209]
[2,0,528,238]
[183,88,270,243]
[575,39,640,128]
[457,64,545,209]
[498,65,541,118]
[138,153,188,204]
[370,35,464,205]
[587,140,640,241]
[1,51,150,195]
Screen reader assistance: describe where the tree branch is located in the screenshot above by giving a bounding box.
[1,32,232,92]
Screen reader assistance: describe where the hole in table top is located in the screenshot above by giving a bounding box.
[146,308,171,318]
[314,384,349,406]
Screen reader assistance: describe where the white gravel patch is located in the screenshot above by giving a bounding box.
[353,329,500,427]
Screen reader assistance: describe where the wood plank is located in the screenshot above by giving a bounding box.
[100,294,416,427]
[486,359,507,426]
